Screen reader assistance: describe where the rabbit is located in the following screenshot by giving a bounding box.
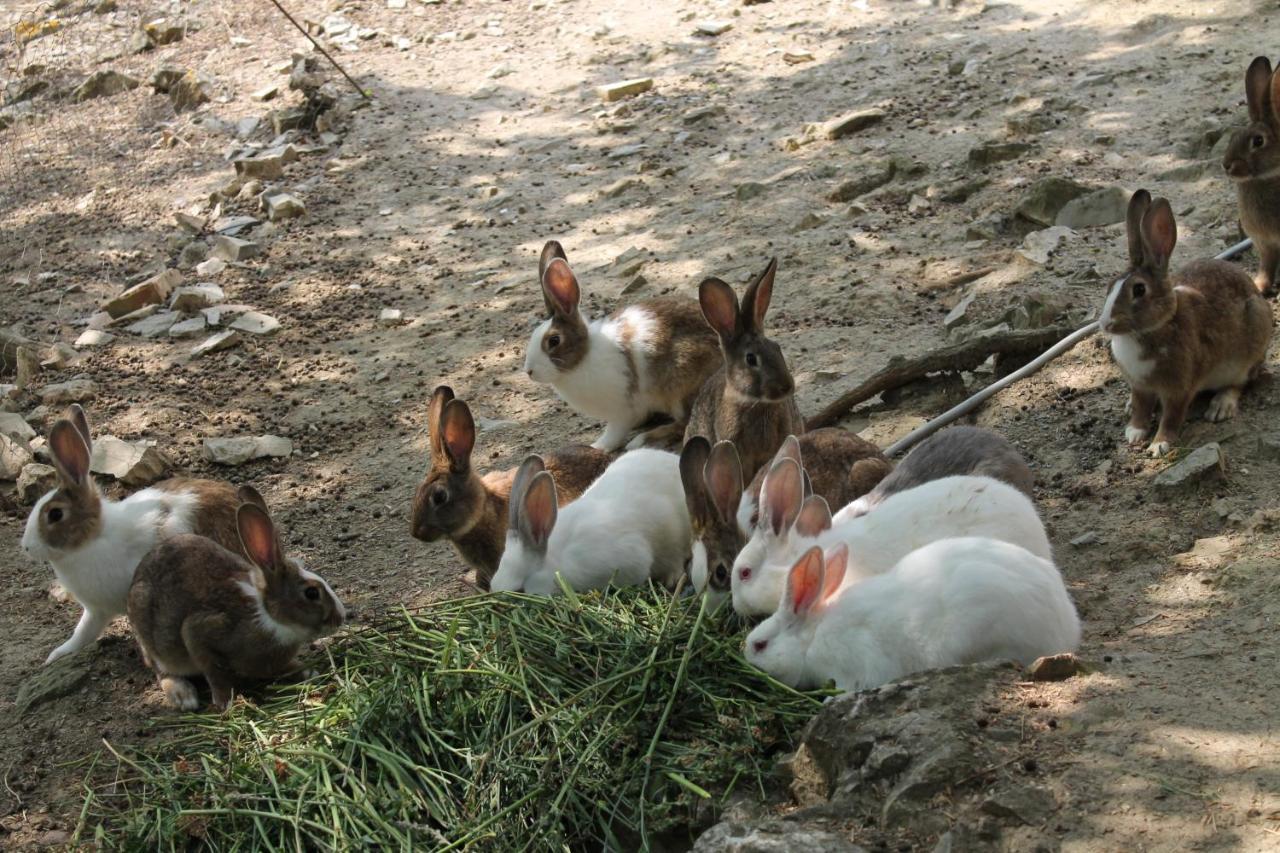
[731,467,1051,618]
[743,537,1081,692]
[841,426,1033,517]
[20,404,277,665]
[491,448,691,595]
[522,241,721,451]
[410,385,612,590]
[1099,190,1273,457]
[679,437,746,605]
[684,257,805,484]
[128,498,345,711]
[1223,56,1280,296]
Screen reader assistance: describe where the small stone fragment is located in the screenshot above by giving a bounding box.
[143,17,185,46]
[73,70,140,102]
[174,211,204,233]
[1028,653,1084,681]
[943,292,975,330]
[695,20,733,36]
[1154,443,1225,491]
[619,274,648,295]
[191,330,242,358]
[263,193,306,221]
[196,257,228,277]
[597,78,653,103]
[125,311,180,337]
[229,311,280,336]
[168,70,213,112]
[252,84,279,102]
[15,347,41,389]
[0,412,36,443]
[822,108,887,140]
[40,379,99,405]
[101,268,182,318]
[16,652,95,715]
[74,329,115,349]
[0,433,34,480]
[1019,226,1075,265]
[783,50,815,65]
[90,436,170,486]
[170,284,225,312]
[1054,185,1130,229]
[203,435,293,465]
[212,235,260,262]
[17,463,58,503]
[1016,177,1092,226]
[968,141,1032,167]
[167,316,208,338]
[827,159,895,202]
[1069,530,1100,547]
[232,150,286,180]
[379,308,405,326]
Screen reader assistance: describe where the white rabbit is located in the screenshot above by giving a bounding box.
[732,462,1051,617]
[744,538,1081,691]
[490,448,692,595]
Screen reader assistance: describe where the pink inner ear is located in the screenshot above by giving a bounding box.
[788,547,825,615]
[821,544,848,601]
[794,496,832,539]
[441,401,476,465]
[750,261,775,330]
[699,279,739,339]
[764,459,803,536]
[542,259,580,316]
[524,472,558,545]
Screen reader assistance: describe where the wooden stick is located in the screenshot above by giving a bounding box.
[265,0,370,100]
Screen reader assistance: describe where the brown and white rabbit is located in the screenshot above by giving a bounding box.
[128,495,344,711]
[20,405,276,664]
[684,257,805,482]
[1099,190,1273,457]
[410,386,612,590]
[522,241,721,451]
[1223,56,1280,296]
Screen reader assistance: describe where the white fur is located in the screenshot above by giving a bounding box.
[744,537,1081,691]
[1109,335,1154,383]
[1098,275,1127,332]
[735,491,756,540]
[491,449,692,595]
[731,475,1051,617]
[524,306,676,451]
[1124,425,1150,444]
[22,486,200,663]
[687,538,730,608]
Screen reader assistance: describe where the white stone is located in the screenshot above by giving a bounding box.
[90,436,169,486]
[196,257,228,276]
[0,433,33,480]
[229,311,280,336]
[191,330,242,358]
[379,308,404,326]
[0,413,36,443]
[74,329,115,349]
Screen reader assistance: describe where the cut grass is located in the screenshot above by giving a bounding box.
[82,587,829,851]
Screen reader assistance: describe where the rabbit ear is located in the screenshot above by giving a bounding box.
[785,546,826,617]
[519,471,557,550]
[67,404,92,455]
[1140,197,1177,274]
[48,419,91,489]
[740,257,777,334]
[1246,56,1274,124]
[237,503,281,576]
[706,440,744,524]
[539,240,568,281]
[508,455,547,530]
[541,258,580,318]
[440,399,476,473]
[699,277,740,341]
[761,457,804,537]
[1270,64,1280,132]
[820,544,849,602]
[679,437,713,528]
[236,485,270,513]
[1125,189,1152,268]
[773,434,802,469]
[427,386,456,461]
[794,495,832,539]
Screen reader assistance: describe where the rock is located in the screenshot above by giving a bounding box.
[271,107,311,135]
[693,821,866,852]
[101,268,181,318]
[263,193,306,221]
[168,70,212,111]
[1029,653,1084,682]
[1155,160,1213,183]
[821,108,887,140]
[149,66,186,93]
[980,785,1056,825]
[1154,443,1225,492]
[783,50,815,65]
[0,433,33,479]
[1018,226,1075,264]
[597,78,653,102]
[201,304,253,326]
[252,84,279,102]
[968,141,1032,167]
[173,212,204,234]
[191,330,243,358]
[736,181,768,201]
[1016,177,1092,226]
[1069,530,1099,547]
[620,274,647,295]
[143,17,185,46]
[16,650,96,715]
[17,463,58,503]
[1256,433,1280,461]
[170,284,225,312]
[40,379,98,405]
[196,257,228,277]
[1055,185,1130,229]
[827,159,895,202]
[203,435,293,466]
[74,329,114,349]
[126,311,180,337]
[177,241,209,269]
[213,214,260,236]
[233,152,285,180]
[944,292,976,330]
[237,180,264,201]
[167,316,207,338]
[0,413,36,443]
[611,247,647,278]
[600,177,642,199]
[229,311,280,336]
[90,436,169,486]
[695,20,733,36]
[683,105,723,125]
[73,70,140,102]
[15,346,41,389]
[212,235,260,262]
[379,308,405,326]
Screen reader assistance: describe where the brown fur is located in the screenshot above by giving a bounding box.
[743,429,891,527]
[1103,191,1274,454]
[1223,56,1280,295]
[410,386,611,589]
[679,438,745,593]
[151,478,274,561]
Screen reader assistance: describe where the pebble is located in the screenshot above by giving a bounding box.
[821,107,887,140]
[90,436,169,486]
[1069,530,1100,547]
[101,268,182,318]
[0,433,33,480]
[126,311,180,337]
[16,463,57,504]
[191,330,243,358]
[167,316,208,338]
[1019,226,1075,265]
[229,311,280,336]
[1028,653,1084,681]
[263,193,307,221]
[0,413,36,443]
[72,70,139,102]
[783,50,815,64]
[74,329,114,349]
[39,379,99,405]
[252,84,279,102]
[597,78,653,103]
[212,235,260,262]
[379,308,405,326]
[170,284,225,312]
[695,20,733,36]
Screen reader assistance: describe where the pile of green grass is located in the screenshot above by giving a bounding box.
[83,587,828,850]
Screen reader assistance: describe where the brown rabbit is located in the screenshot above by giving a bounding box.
[410,386,611,590]
[1223,56,1280,296]
[128,495,345,711]
[685,258,805,483]
[1099,190,1274,457]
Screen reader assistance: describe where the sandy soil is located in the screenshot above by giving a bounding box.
[2,0,1279,849]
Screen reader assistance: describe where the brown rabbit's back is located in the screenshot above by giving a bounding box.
[688,380,804,484]
[743,428,890,527]
[1175,259,1273,385]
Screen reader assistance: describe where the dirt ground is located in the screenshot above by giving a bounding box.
[2,0,1279,849]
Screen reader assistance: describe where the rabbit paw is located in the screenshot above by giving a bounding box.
[1206,390,1240,423]
[161,677,200,711]
[1124,425,1149,445]
[1147,440,1172,458]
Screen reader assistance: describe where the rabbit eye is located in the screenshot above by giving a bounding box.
[738,566,752,582]
[751,639,768,654]
[47,507,64,523]
[1253,134,1266,149]
[745,352,759,368]
[1132,282,1146,298]
[305,586,320,601]
[547,334,562,349]
[431,488,448,507]
[713,564,730,585]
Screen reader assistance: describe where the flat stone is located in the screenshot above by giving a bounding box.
[1154,442,1225,492]
[90,436,170,486]
[620,274,647,295]
[101,268,182,318]
[379,308,405,326]
[695,20,733,36]
[203,434,293,466]
[229,311,280,336]
[213,215,260,236]
[39,379,98,405]
[170,284,225,312]
[944,292,975,329]
[126,311,180,337]
[0,433,33,479]
[73,70,140,102]
[173,211,204,233]
[17,462,58,504]
[783,50,815,65]
[0,412,36,442]
[736,181,767,201]
[611,246,647,278]
[233,151,286,180]
[1016,177,1092,226]
[980,785,1057,825]
[1069,530,1100,547]
[40,343,79,371]
[16,650,96,714]
[191,330,242,358]
[597,78,653,102]
[252,84,280,102]
[1019,226,1075,264]
[196,257,228,276]
[143,17,185,45]
[263,192,306,221]
[74,329,114,349]
[201,304,253,326]
[1028,653,1084,681]
[600,177,642,199]
[827,159,895,202]
[968,140,1032,166]
[1055,185,1130,229]
[822,107,887,140]
[212,235,260,262]
[167,316,207,338]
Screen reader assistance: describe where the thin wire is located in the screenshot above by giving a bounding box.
[264,0,371,100]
